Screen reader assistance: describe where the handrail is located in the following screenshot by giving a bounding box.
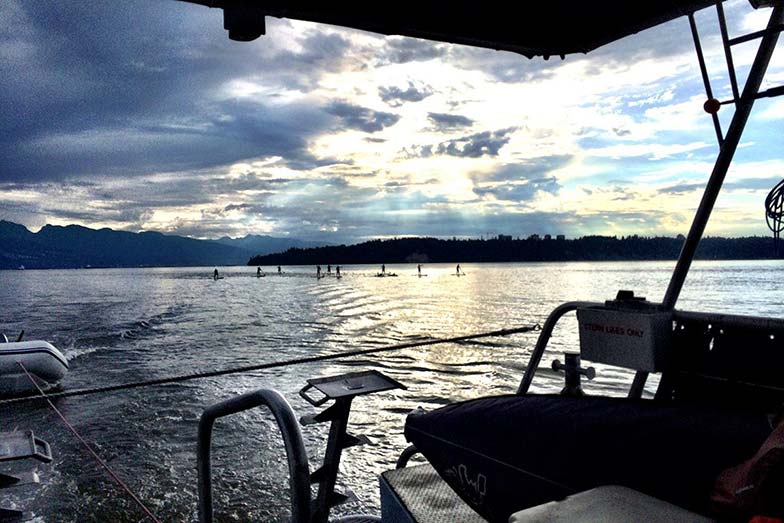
[516,301,599,394]
[396,445,420,469]
[197,389,311,523]
[517,301,784,398]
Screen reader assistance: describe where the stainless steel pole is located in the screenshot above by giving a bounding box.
[662,5,784,310]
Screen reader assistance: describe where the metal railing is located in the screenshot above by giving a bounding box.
[197,389,311,523]
[516,301,599,395]
[516,299,784,400]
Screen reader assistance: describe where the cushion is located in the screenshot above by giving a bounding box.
[405,394,771,522]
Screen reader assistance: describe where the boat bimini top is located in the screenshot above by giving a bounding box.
[186,0,720,57]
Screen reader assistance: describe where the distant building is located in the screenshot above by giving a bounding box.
[497,234,512,241]
[528,234,540,241]
[556,234,566,241]
[544,234,552,240]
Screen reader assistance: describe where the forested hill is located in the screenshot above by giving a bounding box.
[248,236,780,265]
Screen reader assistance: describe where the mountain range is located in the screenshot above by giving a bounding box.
[0,220,325,269]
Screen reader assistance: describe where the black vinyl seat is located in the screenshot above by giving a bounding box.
[405,394,773,523]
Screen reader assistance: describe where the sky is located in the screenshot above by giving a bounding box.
[1,1,783,243]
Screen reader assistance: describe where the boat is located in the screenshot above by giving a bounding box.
[5,1,783,522]
[0,340,69,396]
[178,1,783,522]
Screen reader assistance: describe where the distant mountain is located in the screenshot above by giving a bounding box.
[0,220,314,269]
[248,235,781,265]
[215,234,328,256]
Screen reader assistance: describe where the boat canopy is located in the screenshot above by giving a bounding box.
[185,0,723,56]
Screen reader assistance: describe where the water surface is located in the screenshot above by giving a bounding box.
[1,261,782,521]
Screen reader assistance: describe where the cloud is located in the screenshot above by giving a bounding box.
[659,182,706,194]
[475,177,561,201]
[2,96,339,181]
[451,46,561,83]
[476,156,573,183]
[427,112,474,131]
[661,176,784,194]
[0,2,359,183]
[325,101,400,133]
[1,0,782,242]
[379,37,447,64]
[378,83,433,107]
[405,128,516,158]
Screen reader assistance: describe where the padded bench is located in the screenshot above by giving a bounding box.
[405,394,772,522]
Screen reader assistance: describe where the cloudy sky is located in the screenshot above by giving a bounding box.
[1,1,783,243]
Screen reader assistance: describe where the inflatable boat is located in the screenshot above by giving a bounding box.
[0,340,69,395]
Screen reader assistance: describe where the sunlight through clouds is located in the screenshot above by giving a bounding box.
[1,0,782,242]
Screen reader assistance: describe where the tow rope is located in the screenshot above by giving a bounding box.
[18,362,162,523]
[1,324,539,406]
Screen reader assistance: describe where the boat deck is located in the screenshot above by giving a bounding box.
[380,463,484,522]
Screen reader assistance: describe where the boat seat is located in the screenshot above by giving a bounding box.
[380,463,484,523]
[405,394,772,522]
[508,485,713,522]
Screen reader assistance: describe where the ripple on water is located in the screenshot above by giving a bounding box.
[0,261,781,521]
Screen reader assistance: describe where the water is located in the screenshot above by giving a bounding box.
[0,261,782,521]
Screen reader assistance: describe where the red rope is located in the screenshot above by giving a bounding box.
[17,362,162,523]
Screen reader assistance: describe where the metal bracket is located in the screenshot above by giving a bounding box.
[552,353,595,396]
[0,506,25,522]
[0,471,40,489]
[300,370,404,523]
[0,431,52,464]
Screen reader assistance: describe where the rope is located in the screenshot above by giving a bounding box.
[17,362,162,523]
[1,324,539,406]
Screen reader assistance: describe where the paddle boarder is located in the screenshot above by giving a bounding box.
[456,264,461,276]
[213,268,219,280]
[257,267,262,277]
[277,265,282,274]
[381,264,386,275]
[317,265,322,278]
[418,264,422,277]
[336,266,341,277]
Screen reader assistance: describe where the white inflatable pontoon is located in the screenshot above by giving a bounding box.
[0,340,69,395]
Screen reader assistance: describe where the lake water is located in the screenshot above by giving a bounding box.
[1,261,782,522]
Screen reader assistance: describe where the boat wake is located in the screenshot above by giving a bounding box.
[61,341,104,362]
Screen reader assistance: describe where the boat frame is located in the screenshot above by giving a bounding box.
[184,1,784,521]
[5,1,784,521]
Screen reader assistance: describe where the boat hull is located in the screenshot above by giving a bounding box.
[0,341,69,395]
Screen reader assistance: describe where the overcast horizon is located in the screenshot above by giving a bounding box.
[2,1,783,244]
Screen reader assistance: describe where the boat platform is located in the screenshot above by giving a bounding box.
[381,463,712,522]
[380,463,484,523]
